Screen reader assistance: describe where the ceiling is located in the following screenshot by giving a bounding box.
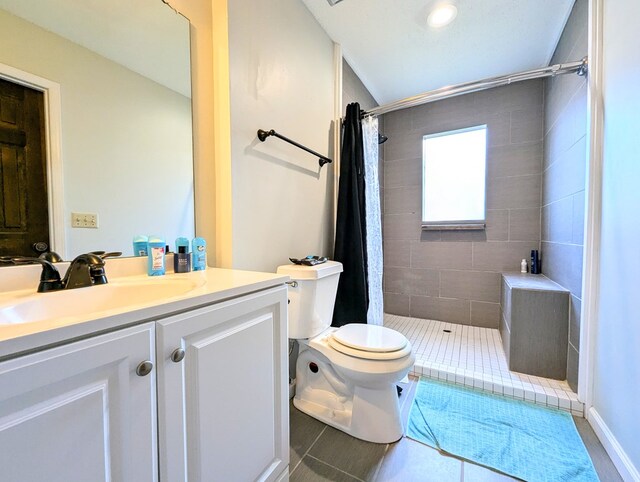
[302,0,576,105]
[0,0,191,97]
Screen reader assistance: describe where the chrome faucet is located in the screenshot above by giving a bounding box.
[1,251,121,292]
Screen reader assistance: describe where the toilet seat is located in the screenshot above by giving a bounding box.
[327,324,411,361]
[306,327,414,377]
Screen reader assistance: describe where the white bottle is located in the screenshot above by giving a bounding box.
[520,259,528,273]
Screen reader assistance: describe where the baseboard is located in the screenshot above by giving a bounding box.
[588,407,640,481]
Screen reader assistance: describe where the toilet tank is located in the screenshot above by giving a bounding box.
[276,261,343,339]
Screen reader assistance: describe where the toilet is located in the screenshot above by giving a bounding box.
[277,261,415,444]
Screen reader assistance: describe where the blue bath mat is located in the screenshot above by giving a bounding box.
[407,378,599,481]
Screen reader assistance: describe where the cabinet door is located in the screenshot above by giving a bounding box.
[157,286,289,482]
[0,323,158,482]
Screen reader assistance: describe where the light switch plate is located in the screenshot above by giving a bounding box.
[71,212,98,228]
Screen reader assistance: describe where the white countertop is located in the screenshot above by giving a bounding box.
[0,268,288,360]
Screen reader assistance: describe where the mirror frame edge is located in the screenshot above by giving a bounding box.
[166,0,233,269]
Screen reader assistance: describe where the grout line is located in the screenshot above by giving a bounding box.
[306,454,367,482]
[289,425,327,476]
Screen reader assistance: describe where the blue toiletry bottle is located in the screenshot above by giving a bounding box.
[133,235,148,256]
[147,235,166,276]
[192,237,207,271]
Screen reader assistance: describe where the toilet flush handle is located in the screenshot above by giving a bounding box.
[285,281,298,288]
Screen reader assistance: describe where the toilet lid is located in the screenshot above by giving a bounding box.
[333,324,408,352]
[328,324,411,360]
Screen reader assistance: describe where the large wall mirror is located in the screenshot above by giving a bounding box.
[0,0,194,260]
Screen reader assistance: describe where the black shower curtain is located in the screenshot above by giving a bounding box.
[332,102,368,327]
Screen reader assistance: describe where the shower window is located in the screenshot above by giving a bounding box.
[421,125,487,230]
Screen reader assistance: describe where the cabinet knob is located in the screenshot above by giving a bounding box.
[170,348,186,363]
[136,360,153,377]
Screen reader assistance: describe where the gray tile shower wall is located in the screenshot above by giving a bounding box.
[382,80,544,328]
[542,0,588,391]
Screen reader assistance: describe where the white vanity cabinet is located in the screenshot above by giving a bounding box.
[0,280,289,482]
[156,285,289,482]
[0,323,158,482]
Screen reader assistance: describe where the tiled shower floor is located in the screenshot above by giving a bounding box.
[385,313,584,416]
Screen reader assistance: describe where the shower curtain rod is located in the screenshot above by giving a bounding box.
[362,57,588,117]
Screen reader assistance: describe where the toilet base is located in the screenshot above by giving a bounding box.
[293,347,407,444]
[293,385,404,444]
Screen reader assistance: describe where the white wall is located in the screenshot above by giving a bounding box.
[0,9,194,258]
[591,0,640,477]
[227,0,336,272]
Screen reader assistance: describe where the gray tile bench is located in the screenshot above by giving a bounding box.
[500,273,570,380]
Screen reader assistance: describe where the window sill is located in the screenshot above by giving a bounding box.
[421,223,486,231]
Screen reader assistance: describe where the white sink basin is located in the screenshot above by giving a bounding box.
[0,277,202,325]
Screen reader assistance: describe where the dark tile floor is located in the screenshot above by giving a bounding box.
[289,378,622,481]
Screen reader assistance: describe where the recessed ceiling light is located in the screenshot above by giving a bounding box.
[427,4,458,28]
